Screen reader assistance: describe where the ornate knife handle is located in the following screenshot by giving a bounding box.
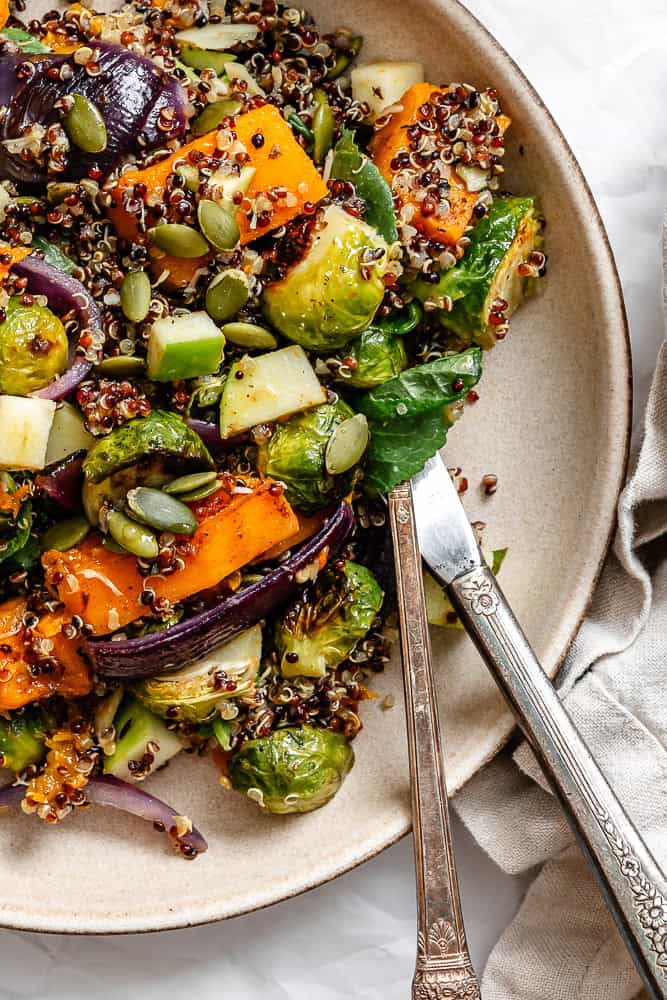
[389,484,481,1000]
[448,563,667,1000]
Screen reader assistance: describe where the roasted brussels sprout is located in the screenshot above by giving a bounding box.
[82,410,214,524]
[412,196,543,348]
[132,626,262,723]
[276,561,383,678]
[0,703,57,773]
[263,205,390,351]
[0,297,68,395]
[330,325,407,389]
[257,399,356,513]
[228,725,354,814]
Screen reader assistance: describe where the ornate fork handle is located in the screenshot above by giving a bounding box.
[389,484,481,1000]
[447,564,667,1000]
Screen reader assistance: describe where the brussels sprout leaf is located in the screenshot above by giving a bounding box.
[2,28,50,53]
[331,131,398,243]
[30,237,77,275]
[213,716,233,751]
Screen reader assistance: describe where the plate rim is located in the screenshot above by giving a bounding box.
[3,0,632,935]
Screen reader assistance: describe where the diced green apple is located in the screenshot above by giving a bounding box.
[45,401,95,466]
[219,345,327,439]
[103,697,182,780]
[147,311,225,382]
[351,61,425,120]
[0,395,56,470]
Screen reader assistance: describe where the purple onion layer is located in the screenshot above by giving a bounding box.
[88,501,354,678]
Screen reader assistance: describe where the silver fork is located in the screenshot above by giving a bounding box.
[389,482,481,1000]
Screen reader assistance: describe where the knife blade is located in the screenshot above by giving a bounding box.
[411,450,667,999]
[411,453,481,584]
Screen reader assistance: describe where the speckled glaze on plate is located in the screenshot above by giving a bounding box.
[1,0,630,933]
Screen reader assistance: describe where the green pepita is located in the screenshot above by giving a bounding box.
[120,270,152,324]
[197,199,240,252]
[326,34,363,81]
[175,163,200,193]
[205,269,249,323]
[312,90,336,164]
[107,510,159,560]
[41,515,90,553]
[102,535,128,554]
[221,321,278,350]
[95,355,146,378]
[125,487,198,535]
[179,46,238,75]
[46,182,79,205]
[62,93,108,154]
[163,471,218,495]
[149,223,210,259]
[325,413,369,475]
[178,479,224,502]
[191,98,243,136]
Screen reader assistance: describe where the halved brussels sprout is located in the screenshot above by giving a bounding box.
[412,196,543,349]
[330,325,407,389]
[257,399,355,513]
[132,625,262,723]
[276,561,383,678]
[82,410,214,524]
[0,703,58,773]
[263,205,390,351]
[228,725,354,814]
[0,297,68,395]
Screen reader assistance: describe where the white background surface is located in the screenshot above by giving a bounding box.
[1,1,666,997]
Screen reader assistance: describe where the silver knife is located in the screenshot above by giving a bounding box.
[412,452,667,1000]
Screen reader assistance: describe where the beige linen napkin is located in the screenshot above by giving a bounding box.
[454,240,667,1000]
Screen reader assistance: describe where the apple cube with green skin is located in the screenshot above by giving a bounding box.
[103,697,182,779]
[147,311,225,382]
[0,395,56,470]
[219,345,327,439]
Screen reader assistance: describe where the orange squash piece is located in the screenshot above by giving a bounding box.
[0,244,32,282]
[107,104,328,288]
[369,83,510,247]
[0,0,8,31]
[0,598,92,711]
[42,479,299,635]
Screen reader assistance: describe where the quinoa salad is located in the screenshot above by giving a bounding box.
[0,0,545,858]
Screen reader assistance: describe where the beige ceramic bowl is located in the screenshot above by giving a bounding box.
[2,0,630,933]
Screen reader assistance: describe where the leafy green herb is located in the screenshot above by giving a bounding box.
[287,113,314,148]
[213,716,233,751]
[357,347,482,422]
[363,408,449,497]
[31,236,77,275]
[491,547,508,576]
[331,130,398,243]
[2,27,50,53]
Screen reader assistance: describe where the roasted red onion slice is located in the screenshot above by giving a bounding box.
[0,776,207,857]
[86,776,207,857]
[89,501,355,678]
[186,419,225,452]
[0,43,186,184]
[13,255,103,398]
[35,451,85,512]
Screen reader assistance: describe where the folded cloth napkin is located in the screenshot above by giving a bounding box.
[454,234,667,1000]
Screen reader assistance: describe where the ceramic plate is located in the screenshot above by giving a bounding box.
[0,0,630,932]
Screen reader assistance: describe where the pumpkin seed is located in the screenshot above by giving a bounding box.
[197,199,239,252]
[95,355,146,378]
[205,268,249,322]
[62,93,108,154]
[191,97,243,135]
[179,46,238,75]
[107,510,159,559]
[126,487,198,535]
[120,270,152,324]
[221,321,278,350]
[102,535,128,554]
[46,182,79,205]
[325,413,369,475]
[41,515,90,553]
[175,163,200,193]
[164,471,218,495]
[312,90,336,164]
[149,223,210,258]
[178,479,223,502]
